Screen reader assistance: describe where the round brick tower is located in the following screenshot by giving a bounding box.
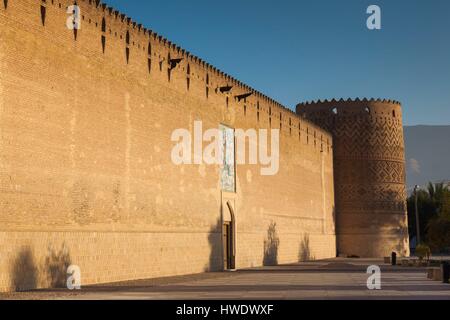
[297,99,410,258]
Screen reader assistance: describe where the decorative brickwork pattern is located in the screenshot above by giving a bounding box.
[297,99,410,258]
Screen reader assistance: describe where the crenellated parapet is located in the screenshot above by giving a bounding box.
[0,0,331,152]
[297,98,410,257]
[297,98,402,127]
[297,98,404,160]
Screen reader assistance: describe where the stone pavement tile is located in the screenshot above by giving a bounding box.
[239,292,287,300]
[284,290,330,300]
[325,290,374,300]
[8,258,450,300]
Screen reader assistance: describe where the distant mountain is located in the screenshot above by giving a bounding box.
[403,125,450,192]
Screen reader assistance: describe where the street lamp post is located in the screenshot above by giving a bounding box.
[414,185,421,245]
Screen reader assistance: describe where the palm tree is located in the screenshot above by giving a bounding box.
[425,183,450,252]
[427,182,448,213]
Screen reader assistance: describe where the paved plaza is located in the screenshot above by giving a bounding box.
[1,258,449,300]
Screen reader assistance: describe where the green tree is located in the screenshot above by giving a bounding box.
[427,182,448,213]
[426,188,450,252]
[407,188,436,241]
[407,183,450,252]
[441,189,450,220]
[426,218,450,252]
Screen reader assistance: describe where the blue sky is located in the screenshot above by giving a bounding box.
[104,0,450,126]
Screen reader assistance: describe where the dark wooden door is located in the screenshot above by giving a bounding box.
[223,222,233,270]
